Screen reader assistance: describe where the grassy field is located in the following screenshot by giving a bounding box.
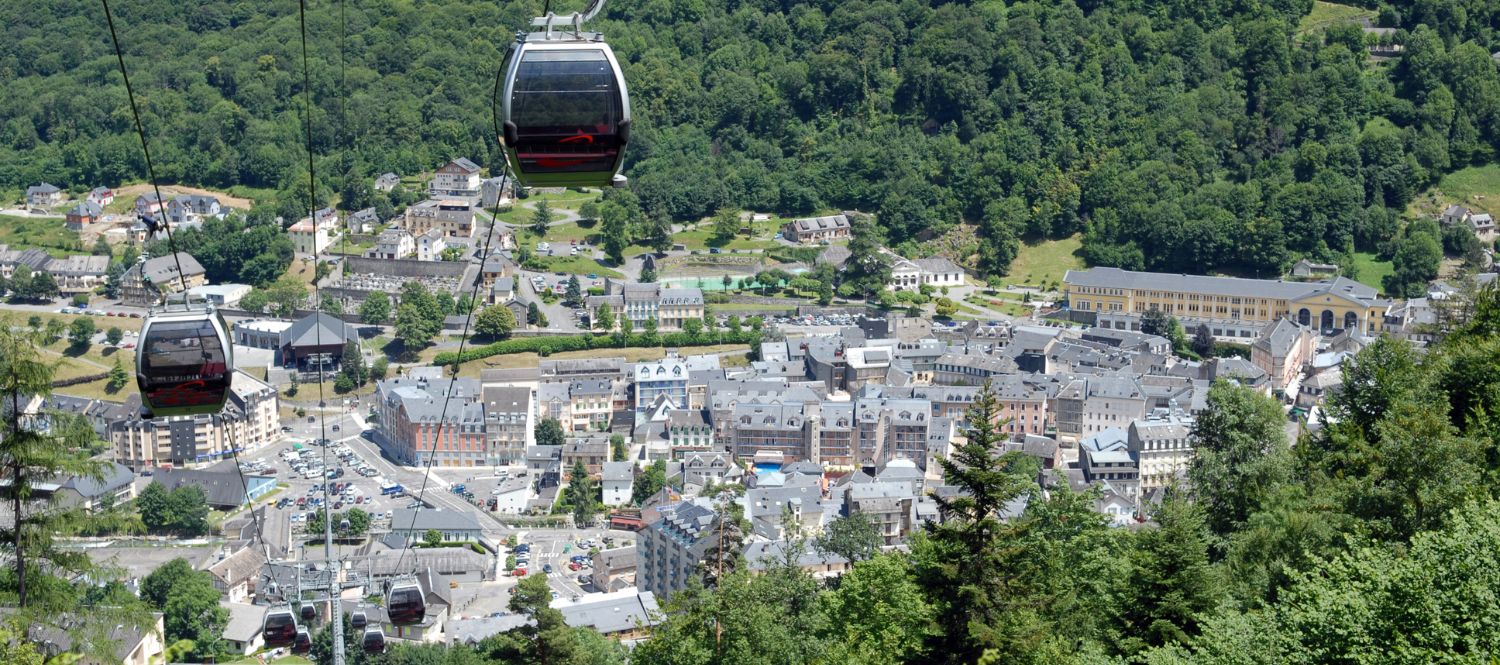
[493,190,601,226]
[1410,164,1500,219]
[0,215,89,256]
[1296,1,1376,37]
[527,255,623,278]
[1004,235,1085,289]
[454,343,751,378]
[1351,251,1394,293]
[705,302,799,313]
[517,220,597,247]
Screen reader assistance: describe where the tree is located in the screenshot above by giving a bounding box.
[7,264,32,300]
[105,327,123,346]
[682,317,703,338]
[934,297,957,318]
[1188,380,1292,540]
[137,484,210,535]
[565,275,583,307]
[815,511,883,564]
[820,554,936,665]
[712,207,739,242]
[594,304,615,332]
[371,357,389,381]
[71,293,89,309]
[394,303,439,351]
[1192,323,1215,358]
[631,460,667,506]
[475,305,517,339]
[527,301,542,326]
[600,201,631,264]
[334,374,355,393]
[844,214,892,297]
[360,290,391,324]
[67,317,95,349]
[25,315,41,331]
[423,529,443,547]
[640,263,657,283]
[43,318,65,345]
[261,277,309,318]
[1119,493,1222,655]
[610,434,628,461]
[1384,224,1443,297]
[1140,307,1171,338]
[141,558,227,660]
[530,199,553,236]
[339,339,366,386]
[535,418,565,446]
[566,460,598,526]
[27,271,58,301]
[106,357,128,392]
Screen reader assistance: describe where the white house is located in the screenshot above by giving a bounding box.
[188,283,253,308]
[430,158,482,198]
[288,219,331,255]
[87,186,116,207]
[220,603,266,656]
[370,228,415,260]
[416,228,448,261]
[601,461,634,507]
[888,254,965,292]
[165,194,223,225]
[374,172,401,192]
[490,478,532,515]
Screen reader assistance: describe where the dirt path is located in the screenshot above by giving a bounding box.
[113,183,255,210]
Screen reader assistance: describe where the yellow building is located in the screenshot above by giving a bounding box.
[1064,267,1390,340]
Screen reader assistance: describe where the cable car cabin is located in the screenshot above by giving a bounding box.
[136,305,233,418]
[292,627,312,654]
[262,608,298,648]
[362,627,387,654]
[300,604,316,623]
[386,580,426,626]
[350,610,368,629]
[502,30,630,189]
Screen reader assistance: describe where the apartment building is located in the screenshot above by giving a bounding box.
[588,284,706,332]
[634,357,689,411]
[1054,375,1147,442]
[1127,410,1194,492]
[404,199,476,238]
[429,158,482,198]
[483,385,533,465]
[638,499,719,598]
[111,371,280,469]
[375,376,488,466]
[1251,318,1317,394]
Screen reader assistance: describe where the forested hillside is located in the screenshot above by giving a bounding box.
[2,0,1498,277]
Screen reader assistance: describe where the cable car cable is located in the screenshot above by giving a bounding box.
[390,46,517,581]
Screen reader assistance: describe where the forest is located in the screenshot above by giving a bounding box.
[2,0,1497,279]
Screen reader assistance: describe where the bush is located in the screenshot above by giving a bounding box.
[432,329,761,366]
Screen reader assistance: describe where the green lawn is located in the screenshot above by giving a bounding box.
[518,220,596,246]
[671,227,779,251]
[706,302,799,313]
[1004,235,1084,289]
[1297,1,1376,37]
[494,190,601,226]
[1351,251,1394,293]
[456,343,751,378]
[527,254,623,278]
[0,215,88,256]
[225,185,277,205]
[1421,164,1500,218]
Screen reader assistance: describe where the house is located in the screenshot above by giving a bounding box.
[134,192,164,217]
[389,508,484,543]
[481,176,511,207]
[65,200,103,229]
[46,254,111,295]
[416,228,448,261]
[429,158,482,198]
[288,218,332,255]
[601,461,634,506]
[370,227,416,259]
[119,252,207,306]
[54,461,136,511]
[554,590,660,641]
[165,194,223,225]
[87,186,115,207]
[490,478,533,514]
[1469,213,1495,243]
[638,498,720,598]
[205,545,268,603]
[1290,259,1338,278]
[563,437,610,479]
[150,467,277,509]
[26,613,165,665]
[1440,204,1471,227]
[0,246,54,279]
[888,254,964,292]
[220,602,266,656]
[745,540,851,579]
[26,182,62,206]
[374,172,401,192]
[350,207,381,233]
[590,546,637,592]
[782,213,851,243]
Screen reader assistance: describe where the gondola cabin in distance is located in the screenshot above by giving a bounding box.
[501,18,630,189]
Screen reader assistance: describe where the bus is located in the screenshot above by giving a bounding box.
[381,482,403,496]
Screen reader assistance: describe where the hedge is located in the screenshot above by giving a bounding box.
[432,329,761,366]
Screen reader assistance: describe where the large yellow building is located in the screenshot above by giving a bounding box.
[1064,267,1390,340]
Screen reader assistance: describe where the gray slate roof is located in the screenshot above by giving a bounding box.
[1066,267,1386,305]
[283,312,359,348]
[135,252,206,284]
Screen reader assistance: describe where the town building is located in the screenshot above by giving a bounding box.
[186,283,252,308]
[390,508,484,543]
[221,602,266,656]
[638,499,719,598]
[404,199,476,238]
[563,437,611,479]
[46,255,110,295]
[1251,318,1317,394]
[429,158,483,198]
[481,176,511,207]
[110,371,281,470]
[588,283,706,332]
[287,218,332,255]
[165,194,224,225]
[277,312,361,372]
[602,461,635,506]
[87,186,116,207]
[374,172,400,192]
[375,376,488,467]
[370,228,415,260]
[51,461,136,511]
[1065,267,1390,339]
[416,228,449,261]
[119,252,206,306]
[1127,409,1194,493]
[781,213,851,243]
[1078,428,1141,502]
[205,546,268,604]
[150,467,278,509]
[590,546,637,593]
[482,385,533,465]
[1290,259,1339,278]
[888,255,965,292]
[633,356,689,411]
[0,246,52,280]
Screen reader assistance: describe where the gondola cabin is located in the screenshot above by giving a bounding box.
[362,626,387,654]
[300,603,316,623]
[136,304,233,417]
[350,610,368,629]
[386,580,426,626]
[262,608,298,648]
[501,26,630,189]
[292,627,312,654]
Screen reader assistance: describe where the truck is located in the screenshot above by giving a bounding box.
[381,482,403,496]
